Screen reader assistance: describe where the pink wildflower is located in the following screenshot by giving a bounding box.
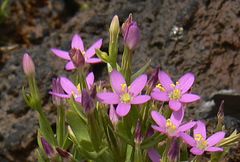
[97,70,150,117]
[50,72,94,103]
[180,121,225,155]
[151,108,196,137]
[51,34,102,70]
[151,71,200,111]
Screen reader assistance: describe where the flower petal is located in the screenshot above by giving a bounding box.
[49,92,70,98]
[65,61,76,70]
[151,91,169,101]
[86,72,94,89]
[85,58,102,64]
[205,147,223,152]
[110,70,126,94]
[158,71,173,91]
[116,103,131,117]
[194,121,206,140]
[180,94,200,103]
[152,125,166,133]
[71,34,84,51]
[75,96,82,103]
[169,100,182,111]
[206,131,225,147]
[178,121,196,132]
[190,147,204,155]
[109,105,119,124]
[177,73,194,94]
[131,95,150,104]
[60,77,78,95]
[129,74,147,96]
[51,48,70,60]
[85,39,103,58]
[151,111,166,127]
[147,148,161,162]
[170,107,184,127]
[97,92,120,104]
[180,132,196,147]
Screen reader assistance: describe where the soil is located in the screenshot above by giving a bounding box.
[0,0,239,161]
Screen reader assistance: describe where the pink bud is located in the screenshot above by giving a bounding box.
[122,14,140,50]
[109,105,119,126]
[22,53,35,76]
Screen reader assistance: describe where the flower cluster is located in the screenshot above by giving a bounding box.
[22,14,238,162]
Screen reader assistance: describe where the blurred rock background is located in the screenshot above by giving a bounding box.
[0,0,239,161]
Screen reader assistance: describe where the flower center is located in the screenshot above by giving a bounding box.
[169,89,181,100]
[194,134,208,150]
[166,119,177,135]
[121,93,132,103]
[156,83,165,92]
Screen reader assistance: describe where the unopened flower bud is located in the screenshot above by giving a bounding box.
[122,14,140,50]
[69,48,85,67]
[148,67,160,90]
[51,78,64,106]
[81,89,95,114]
[22,53,35,76]
[109,105,119,126]
[134,120,143,144]
[168,138,179,162]
[41,137,54,157]
[109,15,120,38]
[56,147,71,159]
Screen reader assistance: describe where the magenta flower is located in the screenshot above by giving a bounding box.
[180,121,225,155]
[151,108,196,137]
[50,72,94,103]
[97,70,150,117]
[51,34,102,70]
[151,71,200,111]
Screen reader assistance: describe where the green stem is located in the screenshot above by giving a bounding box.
[121,47,132,84]
[57,105,65,147]
[133,144,142,162]
[162,138,172,162]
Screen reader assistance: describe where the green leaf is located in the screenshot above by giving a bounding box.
[96,49,110,63]
[131,59,151,81]
[38,110,56,145]
[141,133,165,149]
[66,110,90,142]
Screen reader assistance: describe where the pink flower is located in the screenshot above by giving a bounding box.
[151,71,200,111]
[51,34,102,70]
[97,70,150,117]
[50,72,94,103]
[151,108,196,137]
[180,121,225,155]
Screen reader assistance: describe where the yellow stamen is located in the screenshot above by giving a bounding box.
[121,93,131,103]
[121,83,127,92]
[169,89,181,100]
[77,83,81,92]
[194,134,208,150]
[156,83,165,92]
[166,119,177,135]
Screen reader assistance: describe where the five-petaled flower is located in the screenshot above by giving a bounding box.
[151,71,200,111]
[51,34,102,70]
[97,70,150,117]
[151,108,196,137]
[50,72,94,103]
[180,121,225,155]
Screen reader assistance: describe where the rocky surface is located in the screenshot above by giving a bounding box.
[0,0,240,161]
